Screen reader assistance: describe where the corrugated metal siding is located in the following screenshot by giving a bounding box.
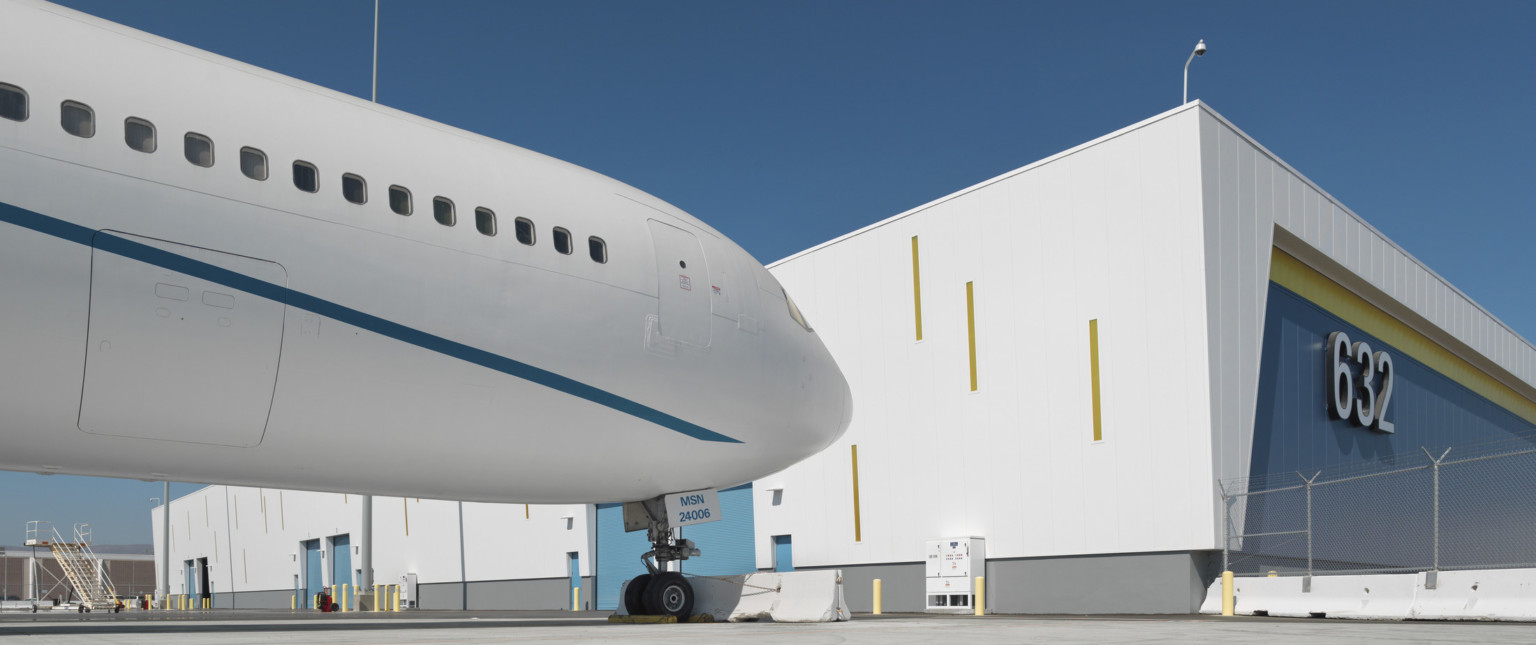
[1198,107,1536,493]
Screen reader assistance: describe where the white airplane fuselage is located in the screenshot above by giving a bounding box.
[0,0,851,503]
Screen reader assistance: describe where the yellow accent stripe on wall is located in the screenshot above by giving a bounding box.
[912,236,923,341]
[967,281,978,391]
[1089,319,1103,442]
[1270,248,1536,426]
[851,444,862,542]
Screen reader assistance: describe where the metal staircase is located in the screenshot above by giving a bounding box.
[25,521,118,612]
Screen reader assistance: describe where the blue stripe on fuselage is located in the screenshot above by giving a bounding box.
[0,200,742,444]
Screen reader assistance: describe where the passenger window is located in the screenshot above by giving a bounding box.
[433,197,455,226]
[124,117,155,153]
[475,207,497,237]
[0,83,26,121]
[514,217,534,245]
[388,186,412,215]
[292,161,318,193]
[342,174,367,204]
[588,236,607,264]
[184,132,214,167]
[553,228,573,255]
[240,147,268,180]
[61,101,94,138]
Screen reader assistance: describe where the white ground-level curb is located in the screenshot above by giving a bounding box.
[1200,568,1536,621]
[615,570,850,623]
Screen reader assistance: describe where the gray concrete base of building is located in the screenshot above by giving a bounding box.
[808,550,1219,615]
[419,577,594,611]
[212,578,595,611]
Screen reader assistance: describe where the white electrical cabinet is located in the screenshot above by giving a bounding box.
[924,536,985,613]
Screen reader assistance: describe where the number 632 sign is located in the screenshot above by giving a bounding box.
[1326,331,1395,433]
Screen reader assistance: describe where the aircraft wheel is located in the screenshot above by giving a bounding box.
[642,572,693,618]
[622,574,651,615]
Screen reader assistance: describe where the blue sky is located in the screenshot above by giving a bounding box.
[3,0,1532,545]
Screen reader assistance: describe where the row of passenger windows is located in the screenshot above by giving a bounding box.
[0,83,610,264]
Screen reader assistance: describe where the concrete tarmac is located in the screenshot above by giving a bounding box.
[2,610,1533,644]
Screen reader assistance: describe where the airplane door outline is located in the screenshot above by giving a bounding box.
[646,220,711,348]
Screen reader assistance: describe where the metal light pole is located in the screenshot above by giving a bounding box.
[371,0,380,103]
[360,0,380,601]
[1183,39,1206,104]
[160,482,170,609]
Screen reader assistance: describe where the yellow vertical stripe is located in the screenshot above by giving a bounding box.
[525,504,530,519]
[1089,319,1103,441]
[279,491,285,531]
[403,497,410,537]
[967,281,978,391]
[912,236,923,341]
[851,444,862,542]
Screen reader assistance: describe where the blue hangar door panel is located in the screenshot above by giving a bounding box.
[594,484,755,610]
[594,503,650,611]
[679,484,757,577]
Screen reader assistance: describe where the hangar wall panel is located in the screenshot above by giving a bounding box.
[1195,109,1536,504]
[762,105,1217,571]
[155,486,590,609]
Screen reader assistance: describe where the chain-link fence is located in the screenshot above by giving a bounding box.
[1221,440,1536,577]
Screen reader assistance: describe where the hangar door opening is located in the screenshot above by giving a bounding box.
[594,483,754,610]
[646,220,711,347]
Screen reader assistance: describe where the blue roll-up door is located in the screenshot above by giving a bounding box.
[332,534,351,590]
[594,484,756,610]
[679,484,756,577]
[594,503,650,610]
[303,539,322,608]
[773,535,794,572]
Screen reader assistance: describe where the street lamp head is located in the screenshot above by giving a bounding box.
[1195,40,1207,56]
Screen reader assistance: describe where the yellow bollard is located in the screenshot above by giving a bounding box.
[393,585,401,612]
[314,594,320,611]
[291,594,296,610]
[1267,570,1277,578]
[974,576,985,616]
[1221,571,1235,617]
[573,586,580,611]
[374,584,381,612]
[343,584,351,613]
[873,579,882,615]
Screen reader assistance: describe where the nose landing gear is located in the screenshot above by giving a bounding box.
[620,497,699,618]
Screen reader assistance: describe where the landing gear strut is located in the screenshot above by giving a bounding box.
[621,497,699,617]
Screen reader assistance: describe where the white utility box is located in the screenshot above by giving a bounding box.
[924,536,985,613]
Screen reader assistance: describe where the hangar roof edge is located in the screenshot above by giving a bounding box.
[768,101,1536,360]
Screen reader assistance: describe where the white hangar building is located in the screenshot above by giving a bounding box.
[153,102,1536,614]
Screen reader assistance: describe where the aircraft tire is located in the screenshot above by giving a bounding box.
[642,572,693,618]
[622,574,651,615]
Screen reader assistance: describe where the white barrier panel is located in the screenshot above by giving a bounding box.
[1200,569,1536,621]
[616,570,850,623]
[1412,569,1536,621]
[1197,579,1223,615]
